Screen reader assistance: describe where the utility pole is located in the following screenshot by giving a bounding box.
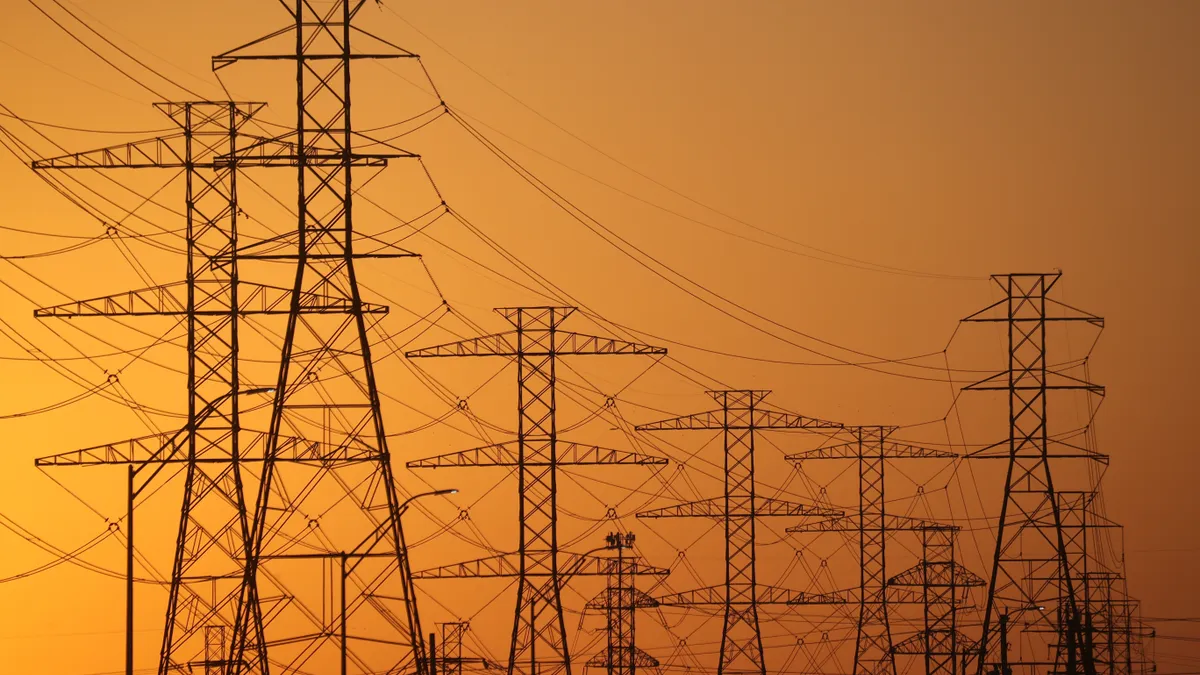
[585,533,659,675]
[404,306,669,675]
[785,426,956,675]
[888,525,985,675]
[964,273,1106,675]
[635,390,848,675]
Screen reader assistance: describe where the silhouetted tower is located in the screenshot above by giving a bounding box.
[636,390,847,675]
[785,427,956,675]
[213,2,430,673]
[585,533,659,675]
[888,525,985,675]
[28,101,293,674]
[964,273,1105,675]
[404,306,669,675]
[440,622,469,675]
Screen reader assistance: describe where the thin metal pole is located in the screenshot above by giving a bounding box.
[126,464,134,675]
[341,552,348,675]
[430,631,437,675]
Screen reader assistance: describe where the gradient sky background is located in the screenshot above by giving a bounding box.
[0,2,1197,674]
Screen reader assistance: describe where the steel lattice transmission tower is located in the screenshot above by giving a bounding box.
[635,390,848,675]
[26,101,332,674]
[404,306,670,675]
[964,273,1105,675]
[209,2,431,673]
[887,525,985,675]
[785,427,956,675]
[585,533,660,675]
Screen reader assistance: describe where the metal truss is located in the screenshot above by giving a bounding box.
[405,306,667,675]
[786,428,956,675]
[212,2,427,674]
[635,390,846,675]
[438,623,469,675]
[28,100,281,675]
[888,525,984,675]
[584,533,660,675]
[964,273,1106,675]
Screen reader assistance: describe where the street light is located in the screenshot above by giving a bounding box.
[123,385,274,675]
[261,486,459,675]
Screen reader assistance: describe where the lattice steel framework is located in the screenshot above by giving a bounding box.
[404,306,669,675]
[636,390,847,675]
[439,623,468,675]
[585,533,659,675]
[213,3,429,674]
[888,525,984,675]
[29,101,284,675]
[785,428,956,675]
[964,273,1105,675]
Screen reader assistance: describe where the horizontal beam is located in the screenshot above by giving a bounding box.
[406,331,665,359]
[888,561,987,588]
[655,584,848,606]
[787,441,956,461]
[406,441,666,468]
[637,407,842,431]
[33,280,387,317]
[412,551,669,580]
[787,514,945,534]
[637,497,841,519]
[35,430,376,467]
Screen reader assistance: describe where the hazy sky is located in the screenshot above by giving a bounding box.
[0,2,1196,674]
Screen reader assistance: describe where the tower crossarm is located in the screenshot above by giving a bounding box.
[32,134,190,169]
[961,274,1104,327]
[29,131,387,171]
[34,430,361,467]
[637,497,841,519]
[636,407,841,431]
[786,441,956,461]
[412,552,669,580]
[405,331,666,359]
[964,437,1109,463]
[787,514,944,534]
[887,587,975,607]
[887,561,986,588]
[586,647,660,669]
[34,280,388,317]
[585,587,659,610]
[655,585,848,606]
[892,630,978,655]
[406,440,667,468]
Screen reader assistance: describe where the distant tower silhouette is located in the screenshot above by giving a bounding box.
[637,390,847,675]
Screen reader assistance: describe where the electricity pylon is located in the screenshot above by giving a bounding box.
[212,2,430,673]
[585,533,660,675]
[635,390,848,675]
[963,273,1106,675]
[27,100,312,674]
[404,306,669,675]
[438,623,469,675]
[887,525,985,675]
[785,427,956,675]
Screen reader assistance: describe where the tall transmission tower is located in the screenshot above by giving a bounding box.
[205,2,432,673]
[887,525,985,675]
[585,533,660,675]
[963,272,1106,675]
[438,622,469,675]
[403,306,669,675]
[635,390,848,675]
[26,100,313,674]
[785,427,956,675]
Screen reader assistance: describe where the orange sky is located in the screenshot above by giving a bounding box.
[0,2,1197,674]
